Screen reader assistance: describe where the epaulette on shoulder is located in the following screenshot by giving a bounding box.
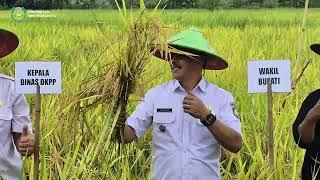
[0,74,14,81]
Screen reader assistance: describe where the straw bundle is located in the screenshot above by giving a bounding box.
[76,4,169,143]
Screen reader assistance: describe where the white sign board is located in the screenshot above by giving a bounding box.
[248,60,291,93]
[15,62,62,94]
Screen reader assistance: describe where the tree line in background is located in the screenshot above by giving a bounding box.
[0,0,319,10]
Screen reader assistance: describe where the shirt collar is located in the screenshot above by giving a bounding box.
[171,77,207,93]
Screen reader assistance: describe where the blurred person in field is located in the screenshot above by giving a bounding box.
[293,43,320,180]
[0,29,35,180]
[118,27,243,180]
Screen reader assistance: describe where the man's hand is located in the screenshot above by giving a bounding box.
[17,126,35,157]
[308,99,320,121]
[298,98,320,145]
[113,115,137,144]
[183,92,210,120]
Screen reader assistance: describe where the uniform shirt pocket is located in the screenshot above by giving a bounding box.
[192,103,219,145]
[153,110,176,142]
[193,120,217,145]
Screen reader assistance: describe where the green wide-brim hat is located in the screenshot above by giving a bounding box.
[310,43,320,55]
[0,29,19,58]
[152,27,228,70]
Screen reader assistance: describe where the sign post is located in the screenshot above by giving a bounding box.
[34,85,41,180]
[15,62,62,180]
[267,82,274,177]
[248,60,291,179]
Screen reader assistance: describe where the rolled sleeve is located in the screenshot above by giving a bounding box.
[126,90,154,138]
[11,94,32,134]
[219,94,242,135]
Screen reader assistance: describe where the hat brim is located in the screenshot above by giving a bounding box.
[310,44,320,55]
[151,45,228,70]
[0,29,19,58]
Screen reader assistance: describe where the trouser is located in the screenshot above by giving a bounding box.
[302,154,320,180]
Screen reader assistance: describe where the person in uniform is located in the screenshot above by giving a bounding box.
[0,29,35,180]
[120,27,243,179]
[292,43,320,180]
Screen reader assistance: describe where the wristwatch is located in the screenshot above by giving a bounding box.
[201,113,216,127]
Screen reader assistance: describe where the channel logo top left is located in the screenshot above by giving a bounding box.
[11,7,27,23]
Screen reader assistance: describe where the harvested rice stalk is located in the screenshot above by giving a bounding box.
[75,3,169,143]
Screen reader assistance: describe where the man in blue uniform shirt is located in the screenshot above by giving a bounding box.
[0,29,35,180]
[119,27,243,180]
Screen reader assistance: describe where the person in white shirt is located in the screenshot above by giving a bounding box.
[119,27,243,180]
[0,29,35,180]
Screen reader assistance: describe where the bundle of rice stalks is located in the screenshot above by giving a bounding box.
[75,1,169,143]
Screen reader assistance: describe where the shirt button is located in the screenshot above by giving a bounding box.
[159,125,166,132]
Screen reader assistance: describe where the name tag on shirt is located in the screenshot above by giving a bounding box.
[157,108,172,113]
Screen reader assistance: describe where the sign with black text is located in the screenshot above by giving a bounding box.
[15,62,62,94]
[248,60,291,93]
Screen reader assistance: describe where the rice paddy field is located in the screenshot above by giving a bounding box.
[0,8,320,179]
